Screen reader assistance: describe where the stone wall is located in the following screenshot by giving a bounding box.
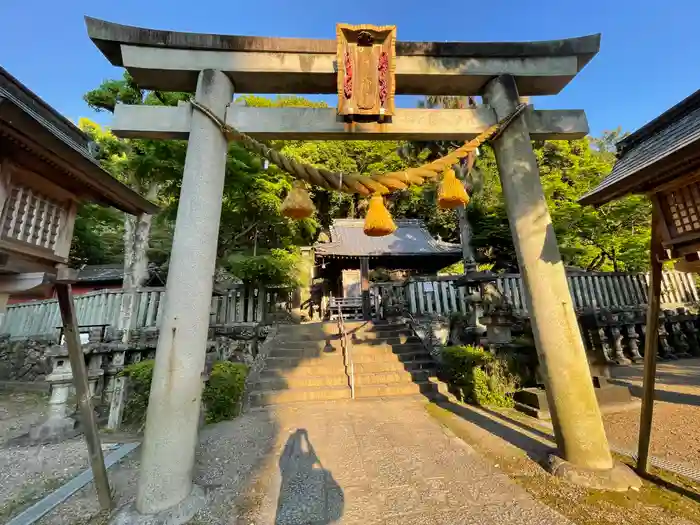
[0,323,266,385]
[16,322,273,441]
[411,306,700,385]
[0,335,53,382]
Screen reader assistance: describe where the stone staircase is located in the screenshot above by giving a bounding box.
[249,320,439,407]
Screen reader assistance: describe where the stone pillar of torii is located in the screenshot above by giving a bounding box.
[85,17,640,520]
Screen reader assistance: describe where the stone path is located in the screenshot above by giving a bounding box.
[33,397,571,524]
[222,397,570,525]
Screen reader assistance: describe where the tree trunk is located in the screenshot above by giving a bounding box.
[611,248,619,272]
[120,184,158,340]
[456,164,475,273]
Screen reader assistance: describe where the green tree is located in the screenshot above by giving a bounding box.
[70,204,123,266]
[537,138,650,271]
[82,73,190,287]
[464,135,651,272]
[399,95,482,270]
[80,82,321,285]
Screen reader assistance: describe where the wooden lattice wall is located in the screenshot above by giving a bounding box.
[2,185,65,251]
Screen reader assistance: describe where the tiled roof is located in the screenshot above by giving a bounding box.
[314,219,462,257]
[580,90,700,206]
[0,67,158,215]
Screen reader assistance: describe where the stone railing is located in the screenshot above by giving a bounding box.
[472,306,700,370]
[409,301,700,378]
[578,307,700,365]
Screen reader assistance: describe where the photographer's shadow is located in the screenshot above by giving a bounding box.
[275,429,344,525]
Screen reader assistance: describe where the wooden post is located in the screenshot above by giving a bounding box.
[360,257,370,320]
[637,202,664,475]
[55,282,112,511]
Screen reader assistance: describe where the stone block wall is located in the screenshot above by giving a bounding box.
[0,335,53,382]
[0,323,266,385]
[18,322,272,439]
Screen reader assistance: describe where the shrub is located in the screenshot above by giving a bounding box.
[201,361,248,423]
[441,345,518,407]
[120,360,155,429]
[225,248,301,287]
[120,359,248,428]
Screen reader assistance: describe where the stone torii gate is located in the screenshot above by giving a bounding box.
[85,17,638,521]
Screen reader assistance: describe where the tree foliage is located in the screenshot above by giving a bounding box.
[75,79,650,278]
[224,248,301,287]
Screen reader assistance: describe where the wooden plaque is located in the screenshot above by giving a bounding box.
[336,24,396,120]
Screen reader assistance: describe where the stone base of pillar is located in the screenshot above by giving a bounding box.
[514,381,637,421]
[111,485,208,525]
[548,455,642,491]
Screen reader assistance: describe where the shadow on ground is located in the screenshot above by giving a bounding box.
[431,396,700,504]
[611,359,700,388]
[608,380,700,407]
[609,360,700,407]
[275,428,344,525]
[433,398,556,464]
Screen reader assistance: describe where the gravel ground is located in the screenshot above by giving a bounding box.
[605,359,700,471]
[34,409,278,525]
[6,358,700,524]
[0,392,92,522]
[0,391,49,442]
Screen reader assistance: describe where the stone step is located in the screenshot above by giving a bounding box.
[275,333,339,343]
[354,381,437,398]
[250,385,351,407]
[276,323,338,337]
[264,354,345,371]
[260,361,345,377]
[270,342,423,358]
[351,343,426,356]
[353,369,432,386]
[352,359,436,374]
[350,335,421,346]
[257,374,349,390]
[349,329,415,340]
[276,339,340,349]
[351,349,432,364]
[269,345,343,359]
[278,334,419,350]
[346,321,408,332]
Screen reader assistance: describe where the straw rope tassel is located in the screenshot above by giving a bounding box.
[438,168,469,209]
[364,195,396,237]
[281,180,316,219]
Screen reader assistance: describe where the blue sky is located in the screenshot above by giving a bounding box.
[1,0,698,138]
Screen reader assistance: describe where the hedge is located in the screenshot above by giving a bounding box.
[120,359,248,428]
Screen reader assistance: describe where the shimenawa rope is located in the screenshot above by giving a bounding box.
[190,99,527,196]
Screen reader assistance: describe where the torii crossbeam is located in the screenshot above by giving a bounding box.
[85,17,639,521]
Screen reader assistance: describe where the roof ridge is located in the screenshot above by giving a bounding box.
[618,89,700,154]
